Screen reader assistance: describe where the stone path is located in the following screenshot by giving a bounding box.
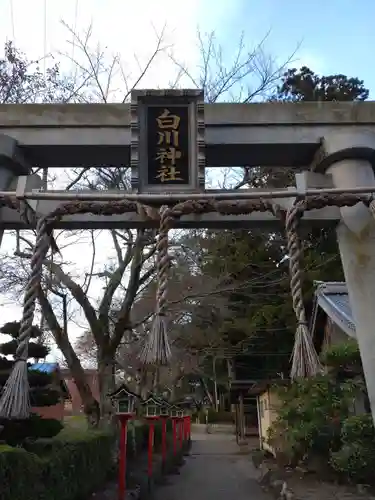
[153,426,271,500]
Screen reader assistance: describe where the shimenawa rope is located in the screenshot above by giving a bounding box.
[0,199,148,419]
[139,205,173,366]
[286,201,322,379]
[0,216,51,418]
[0,192,373,418]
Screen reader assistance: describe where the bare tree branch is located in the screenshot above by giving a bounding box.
[38,286,99,415]
[110,229,146,353]
[98,232,134,321]
[82,231,96,294]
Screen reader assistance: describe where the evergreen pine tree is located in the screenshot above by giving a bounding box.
[0,321,63,445]
[191,67,370,382]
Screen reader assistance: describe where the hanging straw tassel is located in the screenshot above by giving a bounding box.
[0,217,51,419]
[139,205,172,366]
[286,202,322,380]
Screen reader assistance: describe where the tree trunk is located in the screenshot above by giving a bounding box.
[227,359,234,381]
[200,376,214,407]
[239,393,245,441]
[56,333,100,427]
[70,358,100,429]
[136,369,151,400]
[212,357,218,411]
[37,287,100,427]
[97,348,116,430]
[169,382,176,401]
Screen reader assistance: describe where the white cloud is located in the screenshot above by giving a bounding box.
[3,0,207,91]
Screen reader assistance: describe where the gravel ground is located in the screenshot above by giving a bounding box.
[284,474,375,500]
[91,425,375,500]
[153,429,272,500]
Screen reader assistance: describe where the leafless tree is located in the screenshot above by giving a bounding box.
[0,26,167,426]
[0,23,297,426]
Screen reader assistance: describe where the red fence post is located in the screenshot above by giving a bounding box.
[145,415,160,488]
[118,415,131,500]
[161,416,167,464]
[172,417,177,455]
[148,421,155,479]
[179,417,183,449]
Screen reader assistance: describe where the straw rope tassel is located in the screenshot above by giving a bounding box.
[139,205,172,366]
[0,217,51,419]
[0,192,370,417]
[286,203,322,379]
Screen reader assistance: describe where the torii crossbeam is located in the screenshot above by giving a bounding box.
[0,90,375,429]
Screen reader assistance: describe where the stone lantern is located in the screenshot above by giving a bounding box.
[142,395,162,418]
[109,384,139,416]
[108,384,140,500]
[169,404,179,418]
[159,398,171,418]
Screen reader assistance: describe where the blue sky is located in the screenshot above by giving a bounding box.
[209,0,375,97]
[2,0,374,97]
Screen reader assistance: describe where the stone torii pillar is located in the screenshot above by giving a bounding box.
[321,130,375,426]
[0,134,33,248]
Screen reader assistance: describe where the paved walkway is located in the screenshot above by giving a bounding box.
[154,426,271,500]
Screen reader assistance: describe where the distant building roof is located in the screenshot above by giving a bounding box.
[29,362,69,396]
[30,362,59,374]
[311,281,356,339]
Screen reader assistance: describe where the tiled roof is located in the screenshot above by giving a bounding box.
[313,282,356,338]
[30,362,59,373]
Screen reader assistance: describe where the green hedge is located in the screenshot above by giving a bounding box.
[0,414,63,446]
[1,420,176,500]
[126,420,172,458]
[0,430,114,500]
[330,414,375,483]
[0,445,41,500]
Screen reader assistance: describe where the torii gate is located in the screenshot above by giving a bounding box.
[0,90,374,427]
